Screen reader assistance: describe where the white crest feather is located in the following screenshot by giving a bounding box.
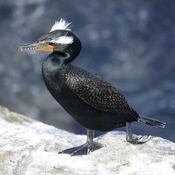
[50,18,72,32]
[51,35,73,45]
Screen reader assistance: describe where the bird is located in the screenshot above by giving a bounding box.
[18,19,166,156]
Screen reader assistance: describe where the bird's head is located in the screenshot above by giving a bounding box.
[18,19,81,58]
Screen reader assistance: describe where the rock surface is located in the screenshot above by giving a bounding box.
[0,106,174,175]
[0,0,175,141]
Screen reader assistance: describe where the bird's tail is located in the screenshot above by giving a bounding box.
[138,115,166,128]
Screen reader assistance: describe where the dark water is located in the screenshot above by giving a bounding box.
[0,0,174,141]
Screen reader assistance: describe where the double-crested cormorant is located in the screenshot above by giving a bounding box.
[19,19,165,156]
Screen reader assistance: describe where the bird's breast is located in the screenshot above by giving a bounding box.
[42,60,67,99]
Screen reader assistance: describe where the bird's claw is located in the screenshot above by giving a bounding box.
[58,141,103,156]
[126,135,152,144]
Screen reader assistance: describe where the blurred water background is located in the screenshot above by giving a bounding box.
[0,0,174,141]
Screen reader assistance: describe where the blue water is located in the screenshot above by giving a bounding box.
[0,0,174,142]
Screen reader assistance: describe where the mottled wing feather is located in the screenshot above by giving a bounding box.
[65,65,132,114]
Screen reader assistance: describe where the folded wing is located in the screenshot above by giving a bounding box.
[65,65,136,117]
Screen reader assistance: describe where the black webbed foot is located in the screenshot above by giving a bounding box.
[59,141,103,156]
[126,135,152,144]
[126,122,152,144]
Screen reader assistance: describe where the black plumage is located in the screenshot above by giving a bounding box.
[19,19,165,155]
[42,53,137,131]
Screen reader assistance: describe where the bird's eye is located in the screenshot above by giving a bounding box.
[37,40,45,44]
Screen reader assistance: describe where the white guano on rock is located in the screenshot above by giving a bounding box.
[0,106,174,175]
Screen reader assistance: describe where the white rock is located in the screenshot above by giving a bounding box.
[0,106,174,175]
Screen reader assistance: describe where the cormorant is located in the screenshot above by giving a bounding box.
[19,19,165,156]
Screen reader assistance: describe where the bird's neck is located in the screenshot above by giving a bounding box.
[42,49,80,82]
[43,51,76,78]
[49,52,71,65]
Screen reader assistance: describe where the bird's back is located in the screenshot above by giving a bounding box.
[65,64,138,120]
[42,58,139,131]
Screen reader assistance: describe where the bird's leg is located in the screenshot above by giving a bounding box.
[126,122,151,144]
[58,129,103,156]
[70,129,103,156]
[85,129,103,154]
[87,129,94,144]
